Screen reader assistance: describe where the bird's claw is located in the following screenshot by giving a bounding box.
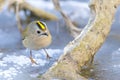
[29,56,38,65]
[46,55,52,60]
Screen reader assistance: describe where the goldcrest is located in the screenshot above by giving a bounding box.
[22,21,52,64]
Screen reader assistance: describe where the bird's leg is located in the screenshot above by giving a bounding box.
[29,50,37,64]
[43,49,51,59]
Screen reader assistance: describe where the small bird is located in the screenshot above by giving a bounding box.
[22,21,52,64]
[15,2,52,64]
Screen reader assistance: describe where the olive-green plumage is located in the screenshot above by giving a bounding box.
[22,21,52,50]
[21,21,52,64]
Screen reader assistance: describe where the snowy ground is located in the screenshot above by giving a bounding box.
[0,49,63,80]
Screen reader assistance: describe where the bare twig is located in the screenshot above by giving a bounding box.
[8,0,58,20]
[16,1,23,34]
[20,1,58,20]
[0,0,6,11]
[52,0,82,38]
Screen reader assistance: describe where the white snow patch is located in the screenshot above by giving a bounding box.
[0,67,20,80]
[36,59,47,66]
[0,48,63,80]
[47,49,63,57]
[0,61,7,67]
[3,55,30,66]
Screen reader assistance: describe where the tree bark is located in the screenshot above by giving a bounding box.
[39,0,120,80]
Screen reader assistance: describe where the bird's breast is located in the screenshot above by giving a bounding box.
[22,35,52,50]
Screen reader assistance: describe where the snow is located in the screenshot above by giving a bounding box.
[0,67,22,80]
[0,49,63,80]
[3,55,30,66]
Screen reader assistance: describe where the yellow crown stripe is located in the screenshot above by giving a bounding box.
[36,21,46,30]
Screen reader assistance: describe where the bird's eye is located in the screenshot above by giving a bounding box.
[37,30,41,34]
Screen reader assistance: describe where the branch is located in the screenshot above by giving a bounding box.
[20,1,58,20]
[52,0,82,38]
[0,0,6,11]
[8,0,58,20]
[39,0,120,79]
[16,1,23,34]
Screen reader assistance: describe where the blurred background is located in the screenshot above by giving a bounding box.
[0,0,120,80]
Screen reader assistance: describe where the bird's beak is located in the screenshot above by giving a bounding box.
[41,33,48,36]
